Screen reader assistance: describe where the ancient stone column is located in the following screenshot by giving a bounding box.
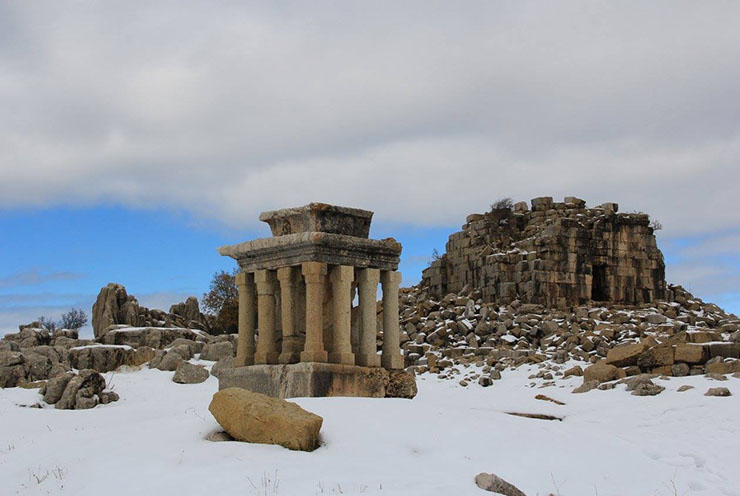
[235,271,256,366]
[300,262,328,363]
[277,266,301,364]
[356,268,380,367]
[254,269,279,365]
[381,270,403,370]
[329,265,355,365]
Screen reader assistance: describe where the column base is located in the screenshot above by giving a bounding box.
[381,353,404,370]
[329,352,356,366]
[356,353,381,367]
[235,354,255,367]
[278,351,301,364]
[300,350,328,363]
[254,352,279,365]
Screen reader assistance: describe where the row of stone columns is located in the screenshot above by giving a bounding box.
[234,262,403,369]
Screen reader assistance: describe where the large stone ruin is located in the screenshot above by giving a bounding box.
[217,203,415,398]
[422,196,665,308]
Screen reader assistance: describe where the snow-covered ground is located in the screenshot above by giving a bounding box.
[1,363,738,496]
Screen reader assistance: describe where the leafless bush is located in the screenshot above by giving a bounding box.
[60,308,88,330]
[37,316,57,332]
[490,197,514,211]
[649,219,663,231]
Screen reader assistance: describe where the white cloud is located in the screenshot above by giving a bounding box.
[0,1,738,239]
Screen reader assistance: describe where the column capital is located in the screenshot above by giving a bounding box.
[235,271,250,287]
[381,270,402,286]
[276,266,297,283]
[330,264,355,283]
[302,261,327,282]
[356,267,380,284]
[255,269,277,295]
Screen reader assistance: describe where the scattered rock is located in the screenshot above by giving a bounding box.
[563,365,583,378]
[474,472,527,496]
[479,376,493,387]
[535,394,565,405]
[631,383,665,396]
[208,388,323,451]
[572,380,599,394]
[207,431,234,442]
[705,387,731,397]
[172,361,209,384]
[677,385,694,392]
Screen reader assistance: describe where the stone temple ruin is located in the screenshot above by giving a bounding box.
[422,196,666,308]
[217,203,411,398]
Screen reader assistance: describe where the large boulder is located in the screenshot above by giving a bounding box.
[209,388,323,451]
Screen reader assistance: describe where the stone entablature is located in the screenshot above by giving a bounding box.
[421,196,666,308]
[219,203,404,371]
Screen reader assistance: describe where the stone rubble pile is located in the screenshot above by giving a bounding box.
[394,282,740,389]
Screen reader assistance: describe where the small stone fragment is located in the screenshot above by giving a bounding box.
[705,387,731,397]
[474,472,527,496]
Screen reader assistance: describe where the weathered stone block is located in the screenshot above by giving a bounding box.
[209,388,323,451]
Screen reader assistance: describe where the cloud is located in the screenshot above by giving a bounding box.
[0,1,738,240]
[0,269,84,289]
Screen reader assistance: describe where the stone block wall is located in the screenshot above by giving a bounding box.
[421,197,665,308]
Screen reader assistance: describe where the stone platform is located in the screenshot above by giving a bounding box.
[217,362,392,399]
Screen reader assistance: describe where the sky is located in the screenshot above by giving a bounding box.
[1,1,739,335]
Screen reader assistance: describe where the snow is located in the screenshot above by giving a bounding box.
[1,366,739,496]
[108,326,208,336]
[68,344,134,351]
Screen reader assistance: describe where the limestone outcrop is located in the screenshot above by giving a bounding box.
[422,197,665,308]
[91,283,211,337]
[209,388,323,451]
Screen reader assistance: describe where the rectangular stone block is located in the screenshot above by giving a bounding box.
[674,344,707,364]
[218,363,390,399]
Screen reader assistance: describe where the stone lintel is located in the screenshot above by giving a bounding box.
[219,232,401,272]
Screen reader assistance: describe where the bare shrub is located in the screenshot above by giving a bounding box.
[60,308,87,330]
[490,197,514,211]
